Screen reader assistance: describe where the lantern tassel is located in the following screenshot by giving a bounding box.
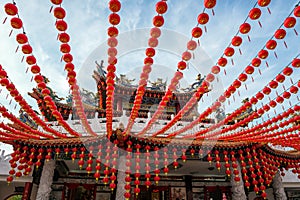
[193,52,195,59]
[281,105,285,111]
[284,41,288,49]
[297,96,299,101]
[9,30,13,37]
[212,9,215,16]
[239,48,242,55]
[25,67,29,73]
[247,35,251,42]
[30,76,33,82]
[224,69,227,75]
[6,94,9,99]
[290,78,294,84]
[216,77,219,82]
[228,100,230,106]
[258,21,262,28]
[267,7,271,15]
[233,95,235,102]
[274,51,278,59]
[14,104,17,110]
[276,91,279,96]
[282,85,286,90]
[266,61,269,68]
[238,91,240,96]
[49,6,53,13]
[3,17,7,24]
[0,89,2,94]
[245,84,247,90]
[258,69,261,75]
[204,26,207,33]
[198,39,200,46]
[294,29,298,36]
[289,101,292,107]
[21,56,24,63]
[274,110,277,115]
[231,58,234,66]
[15,46,19,53]
[251,76,254,82]
[9,99,12,105]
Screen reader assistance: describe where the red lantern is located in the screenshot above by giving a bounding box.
[239,23,251,34]
[63,53,73,63]
[252,58,261,67]
[249,8,262,20]
[228,85,236,94]
[34,75,44,83]
[204,0,216,9]
[266,40,277,50]
[231,36,242,46]
[153,15,164,27]
[65,63,74,71]
[177,61,187,70]
[258,0,271,7]
[206,73,215,82]
[276,74,285,83]
[108,47,117,57]
[26,55,36,65]
[56,20,68,31]
[238,73,247,82]
[150,27,161,38]
[282,91,291,99]
[187,40,197,50]
[250,97,258,104]
[144,57,153,65]
[224,47,235,57]
[0,78,9,87]
[274,29,286,40]
[283,67,293,76]
[191,27,203,38]
[156,1,168,14]
[146,48,155,57]
[107,26,119,37]
[16,34,28,44]
[182,51,192,61]
[109,0,121,12]
[67,71,76,79]
[109,13,120,25]
[148,37,158,47]
[218,57,227,67]
[276,96,284,104]
[60,43,71,53]
[292,58,300,68]
[197,13,209,25]
[233,80,241,88]
[53,7,66,19]
[269,100,276,108]
[11,17,23,29]
[21,44,33,54]
[31,65,40,74]
[294,6,300,17]
[51,0,63,5]
[262,87,271,95]
[269,80,278,89]
[211,65,220,74]
[5,3,18,16]
[108,37,118,47]
[245,66,254,74]
[258,49,269,59]
[290,86,298,94]
[284,17,296,28]
[58,33,70,43]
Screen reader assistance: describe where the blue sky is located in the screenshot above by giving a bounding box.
[0,0,299,150]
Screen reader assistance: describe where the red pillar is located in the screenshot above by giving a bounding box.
[22,182,33,200]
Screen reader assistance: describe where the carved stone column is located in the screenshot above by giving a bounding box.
[231,162,247,200]
[36,160,56,200]
[272,171,287,200]
[116,156,126,200]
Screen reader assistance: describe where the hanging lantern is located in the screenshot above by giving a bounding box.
[252,58,261,67]
[249,8,262,20]
[262,87,271,95]
[156,1,168,14]
[239,23,251,34]
[204,0,216,9]
[21,44,33,54]
[145,48,155,57]
[191,27,203,38]
[233,80,241,88]
[148,37,158,47]
[258,0,271,7]
[224,47,235,57]
[294,6,300,17]
[58,33,70,43]
[51,0,63,5]
[109,0,121,12]
[258,49,269,59]
[60,43,71,53]
[107,26,119,37]
[274,29,287,39]
[256,92,264,100]
[206,73,215,82]
[276,96,284,104]
[5,3,18,16]
[292,58,300,68]
[269,80,278,89]
[56,20,68,31]
[276,74,285,83]
[238,73,247,82]
[218,57,227,67]
[150,27,161,38]
[109,13,121,25]
[182,51,192,61]
[250,97,258,104]
[282,91,291,99]
[290,86,298,94]
[107,37,118,47]
[153,15,164,27]
[34,75,44,83]
[282,67,293,76]
[0,70,8,78]
[63,53,73,63]
[31,65,41,74]
[26,55,37,65]
[231,36,242,46]
[198,13,209,25]
[245,65,254,74]
[53,7,66,19]
[211,65,220,74]
[16,34,28,44]
[11,17,23,29]
[266,40,277,50]
[177,61,187,70]
[284,17,297,28]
